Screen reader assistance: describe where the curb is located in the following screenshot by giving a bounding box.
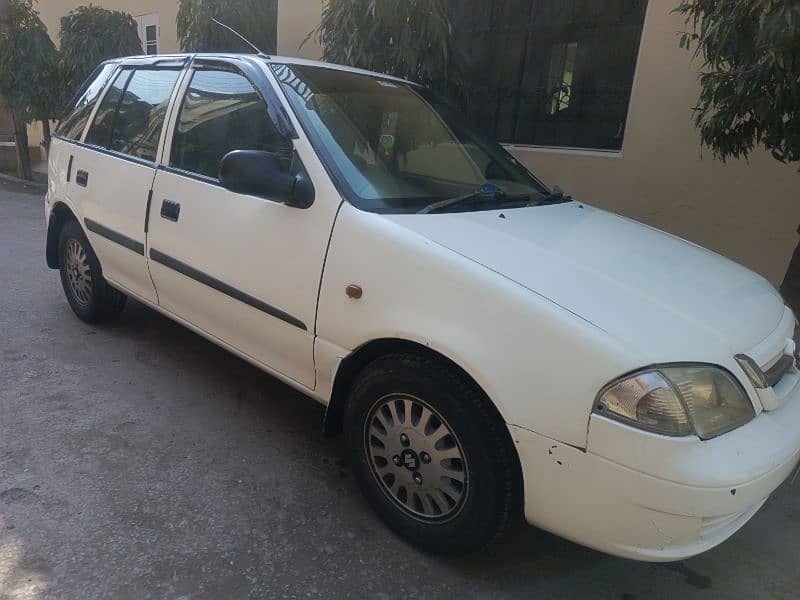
[0,170,47,191]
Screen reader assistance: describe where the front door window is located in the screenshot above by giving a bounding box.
[171,69,292,179]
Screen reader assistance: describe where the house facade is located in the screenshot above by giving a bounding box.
[5,0,799,286]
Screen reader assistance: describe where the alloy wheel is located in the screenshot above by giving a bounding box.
[64,238,92,307]
[364,393,469,521]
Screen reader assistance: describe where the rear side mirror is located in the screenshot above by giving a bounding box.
[218,150,314,209]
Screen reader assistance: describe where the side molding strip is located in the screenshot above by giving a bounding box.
[84,218,144,255]
[148,248,307,331]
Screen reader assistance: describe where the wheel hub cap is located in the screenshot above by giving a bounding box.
[64,238,92,307]
[399,448,419,470]
[365,394,468,521]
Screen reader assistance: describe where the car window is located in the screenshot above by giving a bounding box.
[85,68,181,162]
[57,63,118,141]
[109,69,182,161]
[273,63,548,213]
[84,70,131,149]
[171,69,292,179]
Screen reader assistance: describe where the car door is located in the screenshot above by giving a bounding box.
[146,60,339,388]
[74,63,185,304]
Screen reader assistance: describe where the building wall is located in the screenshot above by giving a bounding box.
[22,1,800,284]
[506,3,800,285]
[0,96,13,142]
[35,0,321,58]
[37,0,180,54]
[26,0,321,149]
[277,0,323,59]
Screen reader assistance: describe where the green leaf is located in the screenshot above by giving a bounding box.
[676,0,800,167]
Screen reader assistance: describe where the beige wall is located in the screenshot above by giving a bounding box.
[277,0,322,59]
[36,0,180,52]
[28,1,181,149]
[507,3,800,285]
[26,0,322,148]
[28,1,799,284]
[34,0,321,58]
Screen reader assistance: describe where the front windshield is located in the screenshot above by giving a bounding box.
[271,63,550,214]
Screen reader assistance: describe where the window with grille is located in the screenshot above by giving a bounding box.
[134,13,159,56]
[450,0,648,151]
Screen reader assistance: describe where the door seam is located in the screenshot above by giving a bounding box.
[144,169,160,304]
[311,199,345,391]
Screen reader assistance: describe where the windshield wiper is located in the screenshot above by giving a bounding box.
[418,183,572,214]
[417,183,506,214]
[535,185,572,205]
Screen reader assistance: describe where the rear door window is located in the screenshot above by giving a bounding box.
[170,69,292,179]
[85,70,131,149]
[56,63,117,141]
[85,68,182,162]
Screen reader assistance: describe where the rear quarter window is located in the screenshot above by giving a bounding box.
[56,63,118,141]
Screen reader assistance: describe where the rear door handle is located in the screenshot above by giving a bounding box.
[160,199,180,222]
[75,169,88,187]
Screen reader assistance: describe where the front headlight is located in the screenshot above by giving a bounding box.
[594,365,755,440]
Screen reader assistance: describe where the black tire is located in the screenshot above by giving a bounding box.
[345,353,521,554]
[58,219,127,323]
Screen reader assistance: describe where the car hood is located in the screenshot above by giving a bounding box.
[385,202,784,362]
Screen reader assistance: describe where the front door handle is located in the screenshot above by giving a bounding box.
[160,199,181,222]
[75,169,88,187]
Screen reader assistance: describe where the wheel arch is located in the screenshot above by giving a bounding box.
[46,201,79,269]
[324,337,512,443]
[324,336,524,519]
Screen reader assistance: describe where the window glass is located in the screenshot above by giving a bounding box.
[451,0,648,150]
[145,25,157,54]
[171,69,291,179]
[108,69,181,161]
[56,63,117,140]
[84,70,131,148]
[274,64,548,213]
[85,69,180,161]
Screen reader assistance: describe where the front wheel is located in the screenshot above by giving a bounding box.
[58,219,127,323]
[345,353,521,554]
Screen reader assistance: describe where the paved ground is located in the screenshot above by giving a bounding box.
[1,179,799,599]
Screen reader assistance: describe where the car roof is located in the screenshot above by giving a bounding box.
[109,52,415,86]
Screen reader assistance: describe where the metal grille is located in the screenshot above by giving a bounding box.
[448,0,649,150]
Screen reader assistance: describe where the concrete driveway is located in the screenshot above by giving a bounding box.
[1,178,799,599]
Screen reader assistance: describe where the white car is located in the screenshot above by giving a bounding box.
[45,53,800,561]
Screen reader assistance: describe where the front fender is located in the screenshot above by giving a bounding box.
[316,203,641,448]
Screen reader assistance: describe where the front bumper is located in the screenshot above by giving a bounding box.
[510,383,800,562]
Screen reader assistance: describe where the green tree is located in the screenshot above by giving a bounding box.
[675,1,800,303]
[676,0,799,163]
[177,0,278,54]
[0,0,59,179]
[306,0,464,96]
[59,5,143,105]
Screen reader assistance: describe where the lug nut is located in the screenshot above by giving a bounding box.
[413,472,423,485]
[400,433,410,447]
[420,452,431,464]
[392,455,401,466]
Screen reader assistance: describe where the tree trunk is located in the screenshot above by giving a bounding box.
[780,233,800,316]
[10,108,31,180]
[41,119,51,153]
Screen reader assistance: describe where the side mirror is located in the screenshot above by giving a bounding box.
[218,150,314,209]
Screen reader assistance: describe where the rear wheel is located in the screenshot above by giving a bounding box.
[58,219,126,323]
[345,353,521,554]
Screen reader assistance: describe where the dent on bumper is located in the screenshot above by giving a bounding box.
[509,390,800,562]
